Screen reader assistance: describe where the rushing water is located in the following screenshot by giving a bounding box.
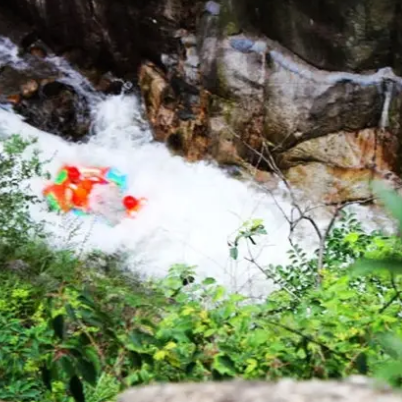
[0,36,391,298]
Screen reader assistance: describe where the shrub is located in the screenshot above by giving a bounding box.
[2,135,402,401]
[0,134,46,258]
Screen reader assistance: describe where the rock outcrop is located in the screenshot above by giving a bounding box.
[139,62,211,163]
[0,0,201,76]
[142,10,402,202]
[4,0,402,74]
[118,378,402,402]
[0,40,91,141]
[2,0,402,203]
[241,0,402,73]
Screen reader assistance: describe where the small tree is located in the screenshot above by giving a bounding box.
[0,134,47,258]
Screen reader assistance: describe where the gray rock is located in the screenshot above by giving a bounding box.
[118,378,402,402]
[4,0,402,75]
[227,0,402,73]
[263,49,387,148]
[0,54,91,141]
[205,1,220,16]
[230,38,255,53]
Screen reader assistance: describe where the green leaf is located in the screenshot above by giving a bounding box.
[343,232,359,244]
[52,314,65,340]
[212,354,237,376]
[351,258,402,276]
[375,360,402,385]
[230,247,238,260]
[248,329,269,347]
[40,366,52,391]
[204,328,216,337]
[77,358,98,386]
[202,277,216,285]
[229,293,247,303]
[82,347,102,374]
[185,362,197,375]
[59,355,76,378]
[377,333,402,360]
[65,303,77,321]
[69,375,85,402]
[372,181,402,231]
[213,286,226,302]
[129,350,143,369]
[125,372,140,386]
[354,353,368,375]
[128,329,156,352]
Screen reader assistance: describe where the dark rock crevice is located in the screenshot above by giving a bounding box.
[1,0,203,77]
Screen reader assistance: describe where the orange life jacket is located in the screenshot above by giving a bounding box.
[43,183,74,212]
[69,179,96,210]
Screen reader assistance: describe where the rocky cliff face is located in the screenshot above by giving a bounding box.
[1,0,200,75]
[2,0,402,203]
[138,1,402,203]
[4,0,402,73]
[235,0,402,73]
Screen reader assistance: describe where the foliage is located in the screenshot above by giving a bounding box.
[348,181,402,387]
[0,135,47,256]
[3,134,402,401]
[4,234,402,402]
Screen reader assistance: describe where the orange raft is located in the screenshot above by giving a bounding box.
[43,165,147,219]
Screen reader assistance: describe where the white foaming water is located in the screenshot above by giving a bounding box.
[0,36,28,69]
[0,96,303,296]
[0,36,391,297]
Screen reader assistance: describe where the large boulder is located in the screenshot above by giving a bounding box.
[139,61,211,162]
[227,0,402,73]
[278,129,397,171]
[13,80,91,141]
[0,47,91,140]
[118,378,402,402]
[134,2,402,203]
[193,0,402,201]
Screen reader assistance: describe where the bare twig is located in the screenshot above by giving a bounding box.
[245,256,301,301]
[378,292,400,314]
[379,274,402,314]
[258,318,348,360]
[316,204,343,285]
[226,123,376,287]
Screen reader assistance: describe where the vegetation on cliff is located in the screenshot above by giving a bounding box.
[2,134,402,402]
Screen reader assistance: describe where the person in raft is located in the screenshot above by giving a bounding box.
[43,165,147,219]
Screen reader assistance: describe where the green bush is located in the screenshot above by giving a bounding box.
[2,134,402,401]
[0,135,46,255]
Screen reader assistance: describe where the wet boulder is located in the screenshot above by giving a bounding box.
[137,0,402,203]
[14,80,91,141]
[139,62,210,162]
[195,3,402,202]
[0,59,90,141]
[220,0,402,73]
[0,60,58,102]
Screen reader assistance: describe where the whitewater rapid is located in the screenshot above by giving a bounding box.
[0,36,391,297]
[0,94,299,297]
